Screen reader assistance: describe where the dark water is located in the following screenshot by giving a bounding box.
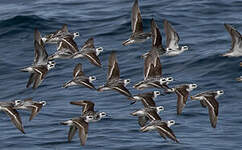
[0,0,242,149]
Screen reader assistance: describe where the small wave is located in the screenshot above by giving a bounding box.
[0,15,58,38]
[0,15,49,28]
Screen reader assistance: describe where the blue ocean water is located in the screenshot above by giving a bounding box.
[0,0,242,149]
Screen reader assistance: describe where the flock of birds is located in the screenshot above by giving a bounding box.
[1,0,242,146]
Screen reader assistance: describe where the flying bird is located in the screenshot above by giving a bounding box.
[98,52,132,98]
[191,90,223,128]
[163,19,189,56]
[63,63,97,90]
[166,84,197,115]
[70,100,107,122]
[122,0,151,46]
[21,29,55,89]
[223,24,242,57]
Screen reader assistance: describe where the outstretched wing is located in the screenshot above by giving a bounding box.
[175,85,189,115]
[70,100,95,114]
[205,96,219,128]
[73,63,84,78]
[58,36,79,53]
[29,103,43,121]
[163,19,180,50]
[68,126,77,142]
[80,38,95,51]
[61,24,69,33]
[151,18,163,49]
[107,52,120,81]
[3,106,25,134]
[224,24,242,53]
[140,94,156,108]
[146,109,161,121]
[32,66,48,89]
[84,52,102,68]
[34,29,48,66]
[73,118,88,146]
[154,56,162,77]
[157,124,179,143]
[113,83,132,98]
[144,52,153,80]
[131,0,143,33]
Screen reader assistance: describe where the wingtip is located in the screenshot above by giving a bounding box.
[88,37,94,41]
[236,77,242,81]
[97,86,103,92]
[60,122,67,125]
[151,18,155,24]
[62,82,69,88]
[134,0,138,5]
[163,18,168,24]
[96,64,102,68]
[211,122,217,128]
[20,68,26,72]
[62,85,68,88]
[32,86,38,90]
[70,101,78,105]
[122,39,131,46]
[34,28,38,34]
[34,28,41,42]
[130,100,136,105]
[176,111,182,115]
[128,96,136,101]
[19,128,25,134]
[70,100,86,106]
[47,55,55,61]
[29,117,33,121]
